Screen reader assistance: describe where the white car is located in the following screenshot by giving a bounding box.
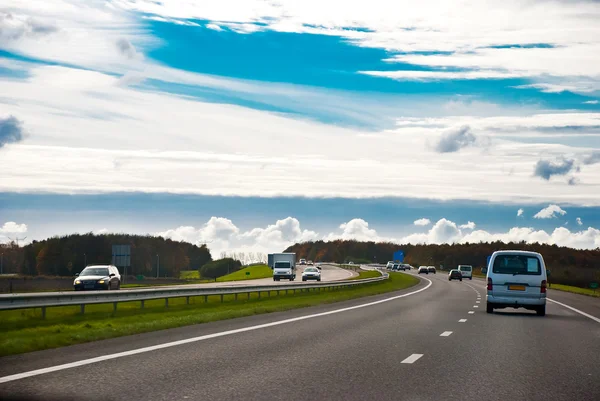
[299,259,307,265]
[418,266,429,274]
[458,265,473,280]
[484,250,548,316]
[386,261,394,269]
[302,267,321,281]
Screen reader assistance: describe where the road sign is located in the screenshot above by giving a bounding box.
[111,245,131,267]
[590,282,599,289]
[393,250,404,263]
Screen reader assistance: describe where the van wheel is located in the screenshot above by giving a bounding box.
[469,277,472,280]
[536,306,546,317]
[486,303,493,314]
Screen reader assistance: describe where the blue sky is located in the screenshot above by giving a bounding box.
[1,1,600,254]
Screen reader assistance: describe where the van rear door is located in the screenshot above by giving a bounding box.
[490,255,545,299]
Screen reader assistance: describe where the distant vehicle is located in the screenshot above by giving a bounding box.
[302,267,321,281]
[299,259,307,265]
[307,260,314,265]
[386,261,394,269]
[484,250,547,316]
[458,265,473,280]
[448,269,462,281]
[74,265,121,291]
[348,261,354,265]
[272,253,297,281]
[418,266,429,274]
[427,266,436,274]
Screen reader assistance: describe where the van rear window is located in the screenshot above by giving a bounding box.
[459,266,472,271]
[492,255,541,275]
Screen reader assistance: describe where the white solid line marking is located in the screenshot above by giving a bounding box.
[440,331,453,337]
[459,319,467,322]
[401,354,424,364]
[0,278,434,384]
[548,299,600,324]
[468,311,474,314]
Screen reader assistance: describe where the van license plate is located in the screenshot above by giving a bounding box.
[508,285,526,291]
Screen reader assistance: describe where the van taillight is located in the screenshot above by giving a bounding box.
[541,280,547,294]
[487,278,493,291]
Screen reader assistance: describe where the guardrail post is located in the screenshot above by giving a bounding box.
[113,302,117,312]
[186,296,190,305]
[285,289,288,295]
[165,298,169,308]
[258,291,261,299]
[268,291,271,297]
[204,295,208,303]
[247,292,250,300]
[41,307,46,319]
[234,293,238,301]
[141,300,145,309]
[80,304,85,314]
[277,290,280,296]
[220,294,224,303]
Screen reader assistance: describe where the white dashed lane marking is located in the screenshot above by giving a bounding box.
[401,354,424,364]
[468,311,474,314]
[459,319,467,323]
[440,331,453,337]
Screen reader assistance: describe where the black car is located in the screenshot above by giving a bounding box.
[448,269,462,281]
[74,265,121,291]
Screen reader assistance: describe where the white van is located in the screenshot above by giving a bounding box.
[484,250,547,316]
[457,265,472,280]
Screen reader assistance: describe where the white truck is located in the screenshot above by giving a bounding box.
[271,253,297,281]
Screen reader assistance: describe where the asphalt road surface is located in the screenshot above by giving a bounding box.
[1,269,598,401]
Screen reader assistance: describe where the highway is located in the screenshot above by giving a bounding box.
[12,264,356,296]
[1,269,598,401]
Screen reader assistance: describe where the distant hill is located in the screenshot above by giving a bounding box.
[285,240,600,288]
[0,233,212,278]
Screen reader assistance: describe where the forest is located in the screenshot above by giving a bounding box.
[285,240,600,288]
[0,233,212,278]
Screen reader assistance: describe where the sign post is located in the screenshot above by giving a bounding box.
[112,245,131,285]
[590,282,598,295]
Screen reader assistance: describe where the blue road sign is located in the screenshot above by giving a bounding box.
[393,250,404,263]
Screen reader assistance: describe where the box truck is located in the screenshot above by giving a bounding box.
[271,253,296,281]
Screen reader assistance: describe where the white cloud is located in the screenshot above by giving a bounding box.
[459,221,476,230]
[414,218,431,226]
[583,100,599,105]
[206,23,223,31]
[94,228,109,234]
[576,217,583,226]
[533,204,567,219]
[0,221,27,234]
[157,216,317,256]
[517,208,524,217]
[325,218,380,242]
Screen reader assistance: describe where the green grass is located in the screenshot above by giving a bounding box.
[549,283,600,297]
[179,270,200,280]
[0,272,418,357]
[216,264,273,282]
[349,270,381,280]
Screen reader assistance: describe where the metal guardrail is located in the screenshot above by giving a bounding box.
[0,273,388,318]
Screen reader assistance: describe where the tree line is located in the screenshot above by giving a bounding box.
[285,240,600,288]
[0,233,212,278]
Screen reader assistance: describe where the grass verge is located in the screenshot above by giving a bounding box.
[0,273,418,357]
[349,269,381,280]
[549,283,600,298]
[216,264,272,282]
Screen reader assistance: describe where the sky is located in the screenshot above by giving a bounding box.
[1,0,599,257]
